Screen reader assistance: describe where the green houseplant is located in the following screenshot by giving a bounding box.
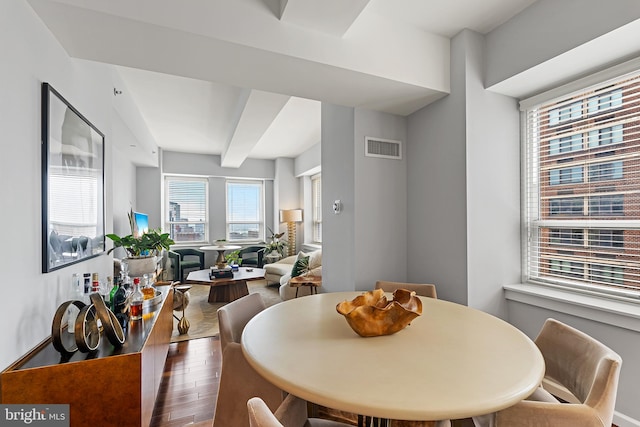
[265,227,287,258]
[225,250,242,266]
[106,210,175,276]
[106,229,174,257]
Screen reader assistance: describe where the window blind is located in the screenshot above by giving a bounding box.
[165,176,208,243]
[523,69,640,298]
[312,174,322,243]
[226,180,264,241]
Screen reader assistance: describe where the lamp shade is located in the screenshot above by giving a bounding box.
[280,209,303,223]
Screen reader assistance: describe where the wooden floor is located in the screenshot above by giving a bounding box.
[150,337,619,427]
[150,337,221,427]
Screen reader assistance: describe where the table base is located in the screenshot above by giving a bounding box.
[207,280,249,303]
[359,416,445,427]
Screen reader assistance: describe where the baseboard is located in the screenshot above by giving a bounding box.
[615,411,640,427]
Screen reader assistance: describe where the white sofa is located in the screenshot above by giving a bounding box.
[264,250,322,301]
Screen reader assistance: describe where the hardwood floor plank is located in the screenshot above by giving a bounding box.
[150,336,620,427]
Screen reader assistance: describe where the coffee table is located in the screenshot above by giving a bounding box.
[185,267,266,303]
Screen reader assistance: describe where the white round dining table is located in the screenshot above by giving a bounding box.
[241,292,544,422]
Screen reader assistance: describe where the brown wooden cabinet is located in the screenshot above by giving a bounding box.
[1,286,174,427]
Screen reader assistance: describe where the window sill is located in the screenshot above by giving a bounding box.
[504,284,640,333]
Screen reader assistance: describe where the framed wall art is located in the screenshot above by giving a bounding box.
[42,82,105,272]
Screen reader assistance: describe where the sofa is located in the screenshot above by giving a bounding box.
[264,250,322,300]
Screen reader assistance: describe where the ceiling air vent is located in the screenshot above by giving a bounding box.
[365,137,402,160]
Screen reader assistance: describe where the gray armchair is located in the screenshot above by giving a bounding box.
[168,248,205,282]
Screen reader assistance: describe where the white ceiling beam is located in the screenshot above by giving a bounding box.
[279,0,370,37]
[25,0,449,116]
[221,90,290,168]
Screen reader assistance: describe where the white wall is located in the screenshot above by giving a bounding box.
[354,109,407,290]
[0,0,143,370]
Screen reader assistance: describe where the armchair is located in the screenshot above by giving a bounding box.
[168,248,205,282]
[473,318,622,427]
[238,245,266,268]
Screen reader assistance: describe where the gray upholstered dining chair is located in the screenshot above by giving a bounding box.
[473,318,622,427]
[213,293,285,427]
[375,281,438,299]
[248,394,353,427]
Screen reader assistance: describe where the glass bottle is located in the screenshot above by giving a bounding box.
[141,273,155,300]
[104,276,114,304]
[91,272,100,293]
[109,276,119,308]
[112,278,127,312]
[130,277,144,321]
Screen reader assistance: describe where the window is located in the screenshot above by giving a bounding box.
[226,180,264,242]
[589,161,623,182]
[549,228,584,246]
[549,197,584,216]
[165,176,208,243]
[588,125,623,148]
[523,69,640,297]
[549,133,582,155]
[549,166,583,185]
[588,230,623,249]
[311,174,322,243]
[588,88,623,115]
[589,195,624,216]
[549,100,582,126]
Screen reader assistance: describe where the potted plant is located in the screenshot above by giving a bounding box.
[225,250,242,270]
[265,227,287,258]
[106,211,175,277]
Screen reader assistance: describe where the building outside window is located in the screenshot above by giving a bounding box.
[311,173,322,243]
[226,180,264,242]
[164,176,208,243]
[523,69,640,296]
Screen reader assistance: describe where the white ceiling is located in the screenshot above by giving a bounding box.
[28,0,538,166]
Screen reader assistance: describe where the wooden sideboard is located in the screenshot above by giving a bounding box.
[0,285,174,427]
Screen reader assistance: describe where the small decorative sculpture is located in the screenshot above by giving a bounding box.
[173,284,191,335]
[336,288,422,337]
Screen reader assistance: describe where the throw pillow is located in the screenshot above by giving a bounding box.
[291,255,310,278]
[308,250,322,270]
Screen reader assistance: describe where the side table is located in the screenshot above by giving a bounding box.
[289,275,322,297]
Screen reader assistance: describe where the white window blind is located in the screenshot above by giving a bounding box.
[523,69,640,298]
[165,176,208,243]
[311,174,322,243]
[226,180,264,242]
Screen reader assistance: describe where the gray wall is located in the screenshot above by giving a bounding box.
[463,30,521,318]
[484,0,640,89]
[354,109,407,290]
[321,103,356,292]
[407,31,468,306]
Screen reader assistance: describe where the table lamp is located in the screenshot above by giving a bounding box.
[280,209,303,256]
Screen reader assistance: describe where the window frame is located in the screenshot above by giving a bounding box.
[225,179,265,243]
[522,67,640,300]
[164,175,209,245]
[311,173,322,243]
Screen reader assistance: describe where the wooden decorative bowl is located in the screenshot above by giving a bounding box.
[336,288,422,337]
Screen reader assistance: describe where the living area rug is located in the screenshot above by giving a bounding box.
[170,280,281,342]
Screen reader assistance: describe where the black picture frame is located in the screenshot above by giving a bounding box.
[42,82,105,272]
